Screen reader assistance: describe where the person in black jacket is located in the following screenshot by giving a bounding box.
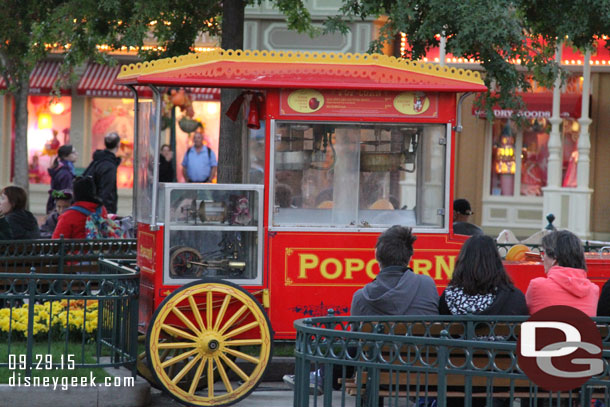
[159,144,175,182]
[0,186,40,240]
[46,144,77,213]
[597,279,610,316]
[84,132,121,214]
[439,234,528,315]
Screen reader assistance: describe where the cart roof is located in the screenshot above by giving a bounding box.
[116,49,486,93]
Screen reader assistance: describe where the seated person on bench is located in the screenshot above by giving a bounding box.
[284,225,440,394]
[439,234,528,316]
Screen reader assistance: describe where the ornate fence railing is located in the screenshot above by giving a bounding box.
[293,315,610,407]
[0,258,139,379]
[0,238,137,274]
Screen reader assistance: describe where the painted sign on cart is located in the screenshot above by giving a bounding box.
[280,89,439,118]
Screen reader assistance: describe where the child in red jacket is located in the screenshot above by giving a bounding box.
[53,176,108,239]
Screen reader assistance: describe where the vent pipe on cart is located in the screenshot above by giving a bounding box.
[452,91,474,133]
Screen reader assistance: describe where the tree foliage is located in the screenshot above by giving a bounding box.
[321,0,610,109]
[0,0,313,188]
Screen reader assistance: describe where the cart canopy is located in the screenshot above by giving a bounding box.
[116,49,486,93]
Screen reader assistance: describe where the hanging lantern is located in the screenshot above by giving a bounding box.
[247,98,260,130]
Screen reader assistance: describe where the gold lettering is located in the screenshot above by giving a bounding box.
[344,258,365,279]
[434,255,456,280]
[320,258,342,279]
[412,259,433,277]
[365,259,379,280]
[298,254,319,279]
[139,247,153,261]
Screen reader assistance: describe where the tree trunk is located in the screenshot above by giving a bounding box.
[13,75,29,194]
[218,0,246,184]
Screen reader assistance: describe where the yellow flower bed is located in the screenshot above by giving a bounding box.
[0,300,98,338]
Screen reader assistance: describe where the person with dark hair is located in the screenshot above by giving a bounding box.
[46,144,77,213]
[0,185,40,239]
[159,144,176,182]
[453,198,483,236]
[40,189,73,238]
[525,230,599,316]
[284,225,439,395]
[439,235,528,315]
[52,177,108,239]
[351,225,439,316]
[597,279,610,316]
[83,132,121,213]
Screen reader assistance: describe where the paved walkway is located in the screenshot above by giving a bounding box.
[148,382,349,407]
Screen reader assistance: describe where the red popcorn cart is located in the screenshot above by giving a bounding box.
[116,50,609,406]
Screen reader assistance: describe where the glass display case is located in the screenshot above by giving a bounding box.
[270,120,448,230]
[160,184,264,285]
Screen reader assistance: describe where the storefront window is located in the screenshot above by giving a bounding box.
[489,117,578,196]
[27,96,72,184]
[90,98,134,188]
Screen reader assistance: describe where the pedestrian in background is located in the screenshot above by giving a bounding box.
[0,186,40,239]
[525,229,599,316]
[83,132,121,214]
[159,144,175,182]
[182,129,217,183]
[453,198,483,236]
[439,234,528,315]
[40,189,73,238]
[597,279,610,316]
[46,144,77,213]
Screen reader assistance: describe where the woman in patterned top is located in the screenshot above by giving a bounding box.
[439,234,528,315]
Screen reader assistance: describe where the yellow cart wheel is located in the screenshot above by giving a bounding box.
[147,278,273,407]
[138,335,214,391]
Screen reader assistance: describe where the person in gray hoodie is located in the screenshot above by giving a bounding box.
[351,225,440,316]
[284,225,439,395]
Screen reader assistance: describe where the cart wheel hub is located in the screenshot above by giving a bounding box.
[198,332,223,354]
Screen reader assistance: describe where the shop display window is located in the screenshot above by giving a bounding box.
[489,117,579,197]
[272,121,447,229]
[27,96,72,184]
[90,98,134,188]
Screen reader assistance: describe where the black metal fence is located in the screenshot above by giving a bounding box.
[0,238,137,274]
[0,258,139,379]
[293,315,610,407]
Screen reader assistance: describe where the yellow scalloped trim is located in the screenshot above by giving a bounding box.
[118,49,483,85]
